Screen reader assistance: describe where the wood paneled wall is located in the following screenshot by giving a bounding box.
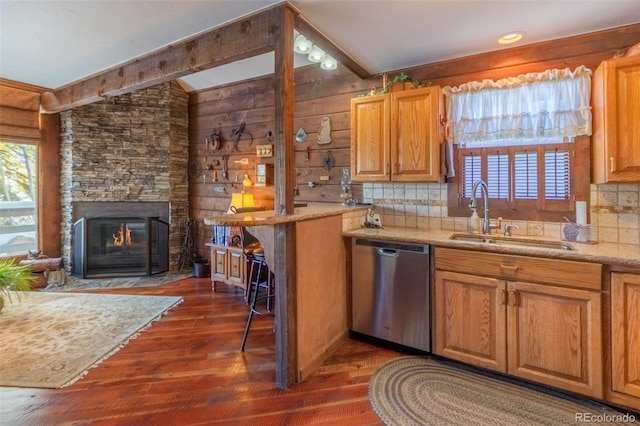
[188,66,371,215]
[188,65,372,248]
[188,24,639,250]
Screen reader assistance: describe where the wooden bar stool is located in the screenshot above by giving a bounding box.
[240,253,274,352]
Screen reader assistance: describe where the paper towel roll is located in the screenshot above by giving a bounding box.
[576,201,587,225]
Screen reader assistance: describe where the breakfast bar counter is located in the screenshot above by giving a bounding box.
[203,203,368,385]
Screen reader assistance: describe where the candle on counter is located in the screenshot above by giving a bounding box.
[575,201,588,225]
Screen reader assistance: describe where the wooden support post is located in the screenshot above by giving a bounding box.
[273,4,297,389]
[39,113,62,258]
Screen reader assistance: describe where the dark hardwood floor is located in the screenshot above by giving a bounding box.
[1,277,402,425]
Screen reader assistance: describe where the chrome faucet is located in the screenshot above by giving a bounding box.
[469,179,501,234]
[504,224,520,237]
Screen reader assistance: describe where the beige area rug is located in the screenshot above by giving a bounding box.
[0,291,182,388]
[44,271,192,292]
[369,357,637,426]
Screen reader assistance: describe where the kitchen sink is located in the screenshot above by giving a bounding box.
[449,233,574,251]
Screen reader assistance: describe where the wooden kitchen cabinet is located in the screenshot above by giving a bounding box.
[208,243,245,291]
[609,272,640,410]
[350,93,390,181]
[507,280,602,398]
[434,248,603,398]
[350,86,443,182]
[434,270,507,371]
[592,55,640,183]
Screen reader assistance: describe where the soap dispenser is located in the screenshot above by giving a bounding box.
[470,208,481,234]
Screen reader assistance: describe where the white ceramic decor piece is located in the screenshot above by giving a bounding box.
[318,116,331,144]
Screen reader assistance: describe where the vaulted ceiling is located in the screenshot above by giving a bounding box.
[1,0,639,92]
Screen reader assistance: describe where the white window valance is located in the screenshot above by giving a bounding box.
[443,66,592,144]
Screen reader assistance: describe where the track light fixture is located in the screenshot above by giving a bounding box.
[293,33,337,71]
[293,34,313,53]
[307,45,326,63]
[320,55,337,70]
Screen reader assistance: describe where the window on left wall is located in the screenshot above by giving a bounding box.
[0,141,38,256]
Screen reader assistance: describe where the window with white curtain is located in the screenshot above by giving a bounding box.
[444,66,591,222]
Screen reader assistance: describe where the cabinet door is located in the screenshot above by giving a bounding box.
[391,86,442,182]
[434,270,507,372]
[211,247,228,282]
[611,273,640,401]
[227,248,245,289]
[350,94,390,182]
[507,281,602,398]
[592,56,640,183]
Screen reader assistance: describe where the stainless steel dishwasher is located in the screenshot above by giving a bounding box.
[351,238,430,352]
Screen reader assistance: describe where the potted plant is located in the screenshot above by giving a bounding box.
[364,73,431,95]
[386,72,414,92]
[0,257,35,312]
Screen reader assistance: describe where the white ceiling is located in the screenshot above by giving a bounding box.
[1,0,639,92]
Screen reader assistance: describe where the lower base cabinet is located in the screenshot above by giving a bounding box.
[208,243,246,291]
[609,272,640,410]
[434,248,603,399]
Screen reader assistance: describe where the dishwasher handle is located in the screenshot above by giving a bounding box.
[354,238,429,254]
[377,248,399,257]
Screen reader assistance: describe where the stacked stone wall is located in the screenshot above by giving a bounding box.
[60,81,189,272]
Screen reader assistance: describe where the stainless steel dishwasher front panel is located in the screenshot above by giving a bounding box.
[351,238,430,352]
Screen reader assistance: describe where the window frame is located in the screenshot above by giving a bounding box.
[447,135,590,222]
[0,139,39,257]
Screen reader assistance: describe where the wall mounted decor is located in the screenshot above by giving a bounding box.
[231,122,253,151]
[318,116,331,144]
[295,128,307,142]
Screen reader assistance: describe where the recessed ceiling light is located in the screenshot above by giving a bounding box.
[498,32,524,44]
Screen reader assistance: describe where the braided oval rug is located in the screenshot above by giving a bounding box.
[369,357,636,426]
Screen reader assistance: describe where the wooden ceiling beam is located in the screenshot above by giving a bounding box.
[40,6,283,113]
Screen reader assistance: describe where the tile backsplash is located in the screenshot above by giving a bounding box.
[352,182,640,245]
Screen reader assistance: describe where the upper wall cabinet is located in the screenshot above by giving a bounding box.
[350,86,444,182]
[592,55,640,183]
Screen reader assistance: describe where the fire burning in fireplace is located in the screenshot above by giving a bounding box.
[112,224,132,246]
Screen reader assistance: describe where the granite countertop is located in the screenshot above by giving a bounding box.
[343,226,640,268]
[203,203,368,227]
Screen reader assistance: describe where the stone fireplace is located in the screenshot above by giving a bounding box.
[60,81,189,275]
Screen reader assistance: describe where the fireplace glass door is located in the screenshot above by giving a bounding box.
[73,216,168,278]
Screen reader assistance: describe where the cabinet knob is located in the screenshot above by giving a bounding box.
[509,290,518,307]
[610,157,616,173]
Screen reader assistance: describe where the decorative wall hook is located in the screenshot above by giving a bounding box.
[209,128,221,150]
[231,122,253,151]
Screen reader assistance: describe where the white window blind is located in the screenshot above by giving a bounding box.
[462,154,481,198]
[515,151,538,200]
[487,153,509,199]
[460,144,570,204]
[544,150,571,200]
